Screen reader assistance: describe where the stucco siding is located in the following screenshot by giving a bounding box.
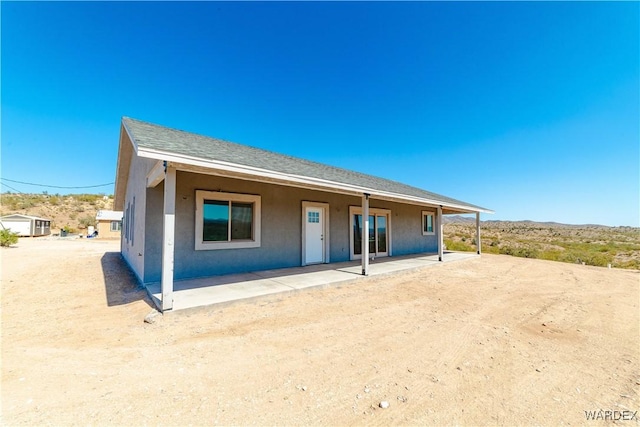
[141,171,440,283]
[120,151,156,284]
[97,220,121,239]
[143,183,164,283]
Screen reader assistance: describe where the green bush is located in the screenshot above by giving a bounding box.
[499,245,539,258]
[482,245,500,254]
[615,259,640,270]
[0,229,19,247]
[444,239,475,252]
[78,215,95,229]
[62,225,77,234]
[18,200,35,209]
[75,194,101,203]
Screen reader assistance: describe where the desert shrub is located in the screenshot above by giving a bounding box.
[580,252,613,267]
[499,246,539,258]
[49,196,60,206]
[444,239,475,252]
[75,194,101,203]
[615,259,640,270]
[516,247,539,258]
[62,225,77,234]
[482,245,500,254]
[498,246,513,256]
[1,194,20,210]
[78,215,95,229]
[539,250,563,262]
[18,199,35,209]
[0,229,19,247]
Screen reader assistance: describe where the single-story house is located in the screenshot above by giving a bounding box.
[114,117,492,311]
[96,210,123,238]
[0,214,51,237]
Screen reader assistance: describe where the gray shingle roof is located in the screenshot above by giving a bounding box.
[122,117,490,212]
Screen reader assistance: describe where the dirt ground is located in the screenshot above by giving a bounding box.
[2,238,638,426]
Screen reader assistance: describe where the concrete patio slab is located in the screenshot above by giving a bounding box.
[146,252,478,312]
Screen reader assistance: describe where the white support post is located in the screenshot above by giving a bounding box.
[161,165,176,311]
[362,194,370,276]
[437,206,443,262]
[476,212,481,255]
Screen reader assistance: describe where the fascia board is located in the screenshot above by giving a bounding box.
[121,120,139,153]
[114,121,138,211]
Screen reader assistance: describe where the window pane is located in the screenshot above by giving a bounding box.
[231,202,253,240]
[353,214,362,255]
[203,200,229,241]
[308,211,319,223]
[424,214,433,233]
[377,215,387,253]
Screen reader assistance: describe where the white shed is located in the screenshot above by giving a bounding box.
[0,214,52,237]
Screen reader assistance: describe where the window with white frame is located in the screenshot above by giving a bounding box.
[422,211,435,235]
[110,221,122,232]
[195,190,261,250]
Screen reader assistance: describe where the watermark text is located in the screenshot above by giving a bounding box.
[585,410,637,421]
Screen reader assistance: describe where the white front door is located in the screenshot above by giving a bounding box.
[305,207,324,264]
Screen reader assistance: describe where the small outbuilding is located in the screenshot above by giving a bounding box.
[0,214,51,237]
[96,210,123,239]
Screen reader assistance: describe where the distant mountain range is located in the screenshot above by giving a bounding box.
[442,215,634,229]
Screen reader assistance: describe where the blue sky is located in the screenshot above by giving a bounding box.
[2,2,638,226]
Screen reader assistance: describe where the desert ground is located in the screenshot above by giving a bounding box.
[2,238,638,426]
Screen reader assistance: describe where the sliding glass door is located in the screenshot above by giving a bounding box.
[351,208,390,259]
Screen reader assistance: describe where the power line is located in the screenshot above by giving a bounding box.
[0,182,24,194]
[0,177,114,189]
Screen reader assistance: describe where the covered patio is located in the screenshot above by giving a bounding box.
[146,251,477,312]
